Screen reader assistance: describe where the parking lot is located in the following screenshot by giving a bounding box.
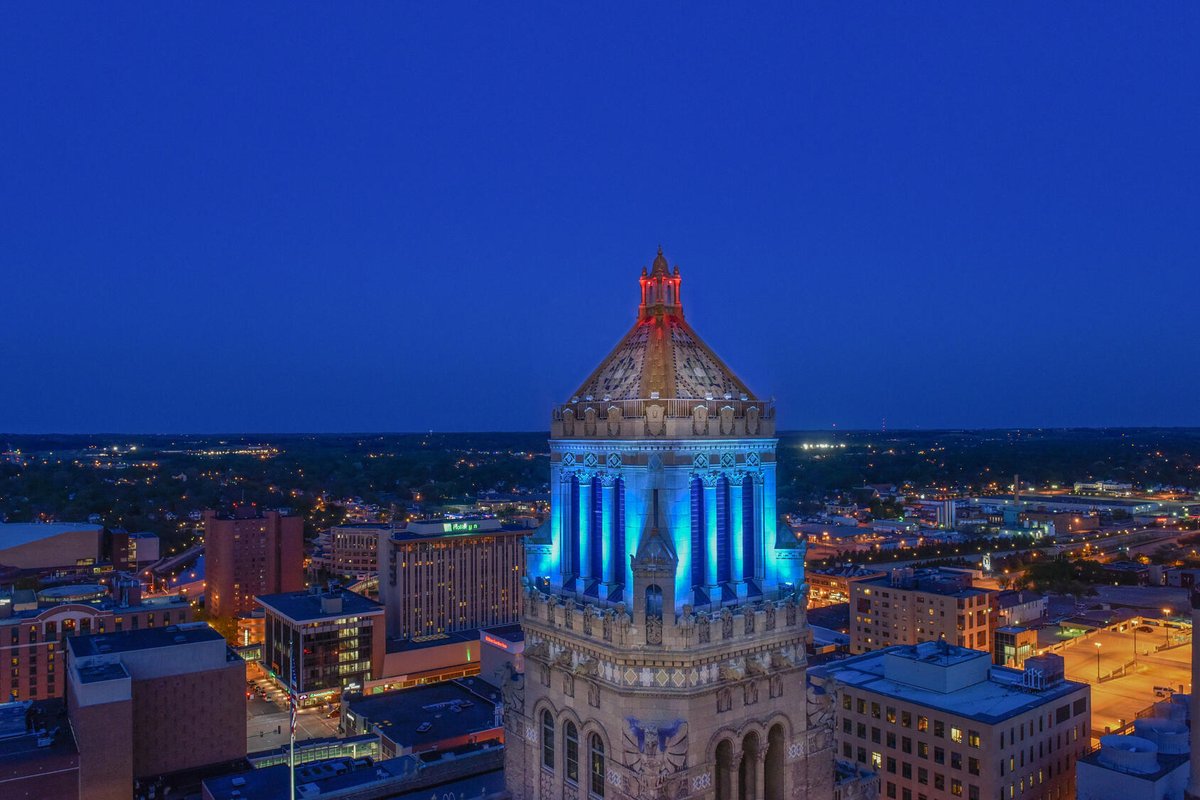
[1055,624,1191,737]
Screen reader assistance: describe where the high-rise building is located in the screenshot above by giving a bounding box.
[377,517,525,639]
[257,587,385,707]
[504,250,870,800]
[311,523,389,578]
[204,508,304,618]
[810,645,1090,800]
[849,568,996,655]
[66,623,247,800]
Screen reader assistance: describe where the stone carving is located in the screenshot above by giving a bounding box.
[698,619,711,644]
[562,408,576,436]
[645,404,665,436]
[583,609,593,637]
[746,404,760,435]
[770,674,783,699]
[718,663,744,682]
[765,604,776,631]
[588,681,600,708]
[584,406,598,435]
[806,679,836,751]
[745,657,768,678]
[646,614,663,645]
[721,609,733,639]
[744,680,758,705]
[603,611,613,642]
[572,657,599,677]
[719,404,735,435]
[607,405,623,436]
[554,649,574,669]
[770,651,793,670]
[623,718,689,800]
[692,405,709,435]
[717,687,732,713]
[744,612,756,634]
[525,640,550,663]
[499,661,525,715]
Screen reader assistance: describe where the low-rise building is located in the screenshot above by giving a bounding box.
[257,588,385,707]
[343,678,503,758]
[849,568,996,655]
[1076,717,1190,800]
[0,578,192,702]
[809,564,888,606]
[810,644,1090,800]
[996,590,1048,627]
[0,699,79,799]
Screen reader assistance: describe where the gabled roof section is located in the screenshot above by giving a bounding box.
[571,249,757,402]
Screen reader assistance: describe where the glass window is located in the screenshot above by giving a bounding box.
[951,726,963,744]
[968,730,981,748]
[541,711,555,770]
[902,711,912,728]
[565,722,579,784]
[934,720,945,738]
[589,734,605,798]
[917,716,929,732]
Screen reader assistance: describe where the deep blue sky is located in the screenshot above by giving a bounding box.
[2,6,1197,433]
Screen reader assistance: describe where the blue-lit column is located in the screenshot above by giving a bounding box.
[578,471,593,592]
[751,471,766,583]
[556,467,573,588]
[599,474,617,597]
[730,471,747,599]
[703,472,720,601]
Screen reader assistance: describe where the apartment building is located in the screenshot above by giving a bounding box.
[850,568,996,655]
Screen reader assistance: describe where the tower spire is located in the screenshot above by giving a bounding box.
[639,246,683,320]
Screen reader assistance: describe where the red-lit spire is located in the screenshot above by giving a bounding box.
[638,246,683,321]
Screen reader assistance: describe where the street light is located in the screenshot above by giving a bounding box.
[1163,608,1172,646]
[1095,642,1102,683]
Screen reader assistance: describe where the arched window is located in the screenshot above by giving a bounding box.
[541,710,555,770]
[565,721,580,784]
[645,584,663,619]
[590,733,606,797]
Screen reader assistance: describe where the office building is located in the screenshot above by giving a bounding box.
[0,577,191,701]
[107,530,159,572]
[850,568,996,654]
[505,251,874,800]
[810,644,1090,800]
[257,587,385,707]
[993,626,1040,669]
[311,523,388,578]
[204,507,304,618]
[809,564,888,606]
[377,517,525,639]
[67,623,246,800]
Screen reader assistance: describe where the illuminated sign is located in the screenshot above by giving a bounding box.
[483,635,510,650]
[445,522,481,533]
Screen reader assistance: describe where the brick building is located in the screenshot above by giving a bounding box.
[204,508,304,618]
[67,623,246,800]
[850,568,996,655]
[0,578,191,702]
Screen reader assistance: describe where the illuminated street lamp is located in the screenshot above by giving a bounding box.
[1095,642,1102,682]
[1163,608,1172,646]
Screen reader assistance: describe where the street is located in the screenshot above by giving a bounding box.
[246,676,342,753]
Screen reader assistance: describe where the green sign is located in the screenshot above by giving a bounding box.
[445,521,480,533]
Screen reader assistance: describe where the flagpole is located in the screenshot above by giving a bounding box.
[289,637,296,800]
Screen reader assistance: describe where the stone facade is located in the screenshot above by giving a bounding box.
[505,250,863,800]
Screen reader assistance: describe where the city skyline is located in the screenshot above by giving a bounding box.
[3,6,1198,434]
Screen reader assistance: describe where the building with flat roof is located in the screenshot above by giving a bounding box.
[0,576,191,702]
[204,508,303,618]
[343,678,503,759]
[850,568,997,655]
[257,588,384,707]
[1077,716,1190,800]
[67,623,246,800]
[0,699,79,800]
[377,517,525,639]
[810,643,1090,800]
[809,564,888,606]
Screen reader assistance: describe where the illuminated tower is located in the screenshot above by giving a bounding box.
[503,249,838,800]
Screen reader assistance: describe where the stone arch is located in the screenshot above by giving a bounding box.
[739,729,763,800]
[765,722,787,800]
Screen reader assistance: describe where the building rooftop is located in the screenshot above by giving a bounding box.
[0,699,78,762]
[0,522,102,548]
[257,589,383,623]
[67,621,224,659]
[389,517,528,541]
[202,752,505,800]
[385,629,478,654]
[347,679,501,750]
[811,642,1088,725]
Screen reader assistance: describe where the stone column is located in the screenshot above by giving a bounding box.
[703,473,720,600]
[727,748,742,800]
[729,471,747,599]
[754,748,768,800]
[600,474,618,596]
[578,472,593,589]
